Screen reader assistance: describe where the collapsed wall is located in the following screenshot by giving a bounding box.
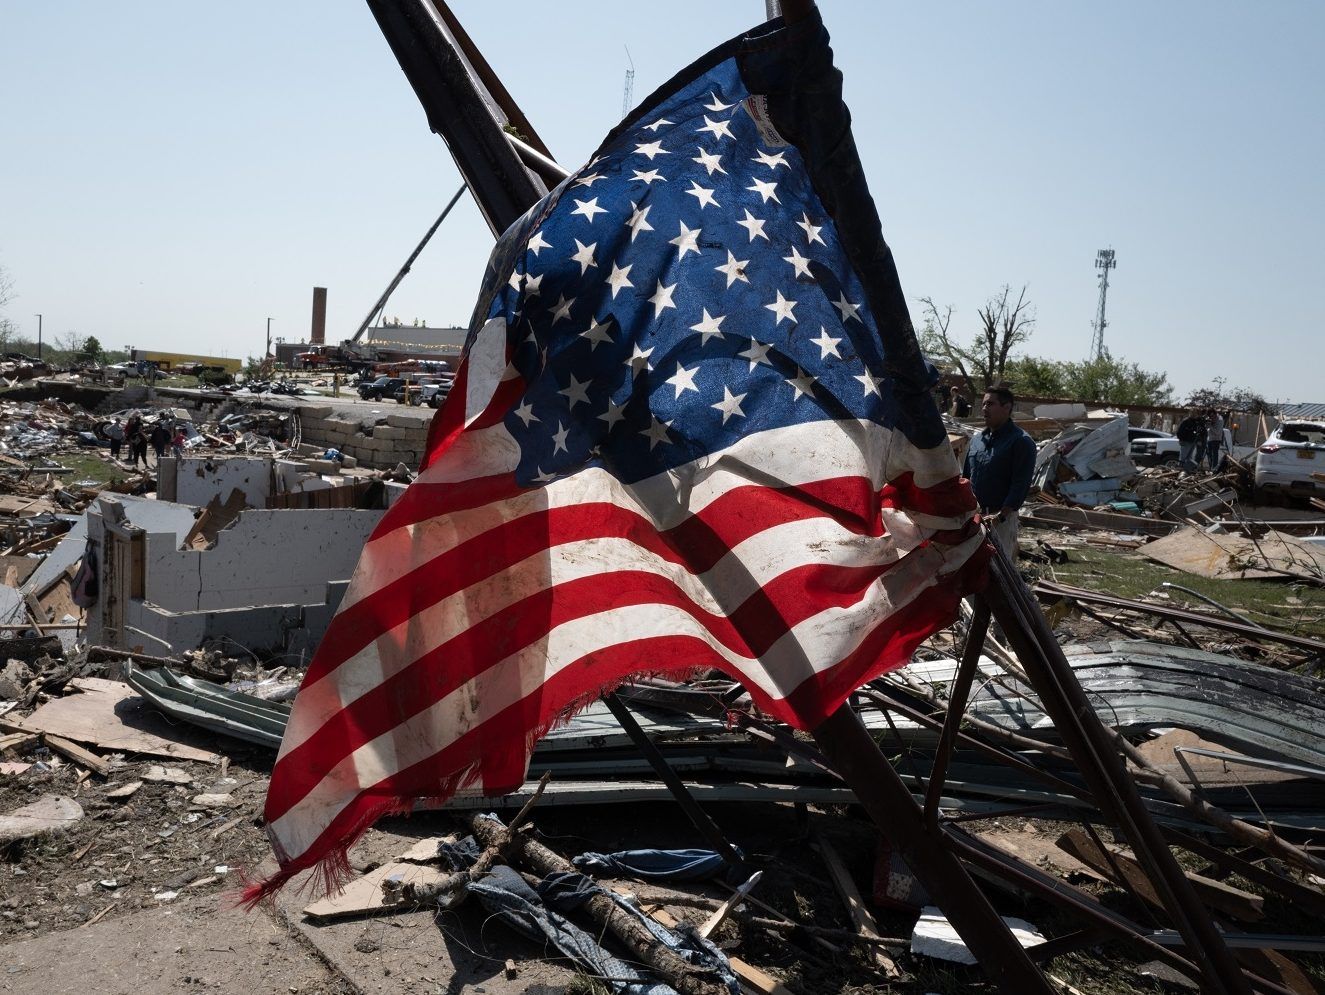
[294,405,431,469]
[84,494,384,662]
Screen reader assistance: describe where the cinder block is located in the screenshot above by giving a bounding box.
[298,404,334,420]
[386,413,422,430]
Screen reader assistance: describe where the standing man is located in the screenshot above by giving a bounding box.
[1205,409,1225,471]
[1176,412,1205,472]
[105,418,125,461]
[963,386,1037,558]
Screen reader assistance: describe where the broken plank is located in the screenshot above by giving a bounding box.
[813,833,900,977]
[42,733,111,776]
[1056,829,1263,922]
[302,859,450,920]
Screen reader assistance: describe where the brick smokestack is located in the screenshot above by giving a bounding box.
[310,286,327,345]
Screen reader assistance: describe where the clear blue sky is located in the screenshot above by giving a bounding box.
[2,2,1320,403]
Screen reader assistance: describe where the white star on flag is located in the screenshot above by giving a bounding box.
[689,308,725,344]
[670,221,702,258]
[559,373,591,410]
[513,401,538,426]
[649,280,677,317]
[526,231,551,255]
[765,289,798,324]
[855,369,882,397]
[692,148,726,176]
[633,141,669,160]
[697,116,734,141]
[753,149,789,170]
[573,172,605,188]
[570,239,597,274]
[627,343,654,377]
[739,338,773,370]
[627,202,654,241]
[715,250,749,288]
[551,421,570,454]
[666,362,700,398]
[631,169,665,184]
[598,399,627,428]
[711,386,747,424]
[703,91,734,111]
[580,319,613,350]
[641,118,673,132]
[607,263,633,298]
[783,246,813,279]
[747,177,780,204]
[736,209,768,242]
[640,416,672,449]
[796,212,825,245]
[810,326,842,359]
[832,292,862,323]
[787,367,817,400]
[550,295,575,324]
[571,198,607,223]
[685,181,720,209]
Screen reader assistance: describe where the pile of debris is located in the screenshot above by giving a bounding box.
[1032,415,1138,509]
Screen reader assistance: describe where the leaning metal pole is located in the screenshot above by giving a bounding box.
[979,540,1251,994]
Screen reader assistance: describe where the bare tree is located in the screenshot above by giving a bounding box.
[0,265,15,350]
[975,285,1034,388]
[918,284,1036,400]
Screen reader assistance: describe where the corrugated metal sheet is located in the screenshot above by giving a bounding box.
[1279,402,1325,420]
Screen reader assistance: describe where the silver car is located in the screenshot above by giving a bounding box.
[1254,419,1325,499]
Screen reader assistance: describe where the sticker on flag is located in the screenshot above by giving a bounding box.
[254,9,987,899]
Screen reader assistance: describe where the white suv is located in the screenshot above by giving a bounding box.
[1255,420,1325,500]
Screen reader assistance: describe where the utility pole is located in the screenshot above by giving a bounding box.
[266,317,273,358]
[33,314,42,361]
[1089,248,1116,361]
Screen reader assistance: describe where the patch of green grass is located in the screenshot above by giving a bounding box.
[56,450,135,488]
[1051,546,1325,640]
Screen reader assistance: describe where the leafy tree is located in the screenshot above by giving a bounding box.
[919,285,1035,399]
[1004,353,1173,406]
[1185,386,1272,415]
[75,335,104,364]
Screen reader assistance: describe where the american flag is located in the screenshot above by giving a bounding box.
[256,13,986,897]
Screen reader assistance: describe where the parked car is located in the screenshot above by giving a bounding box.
[357,376,405,401]
[1128,427,1179,466]
[397,377,447,405]
[421,381,453,409]
[1254,419,1325,501]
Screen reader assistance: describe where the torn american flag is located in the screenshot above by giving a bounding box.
[256,9,986,897]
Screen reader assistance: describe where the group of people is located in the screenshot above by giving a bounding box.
[104,414,187,468]
[1175,410,1228,472]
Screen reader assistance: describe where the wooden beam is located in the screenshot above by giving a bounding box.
[813,833,900,978]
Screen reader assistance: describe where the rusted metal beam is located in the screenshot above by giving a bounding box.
[982,545,1252,995]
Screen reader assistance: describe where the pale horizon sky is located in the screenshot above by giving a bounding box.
[2,2,1320,403]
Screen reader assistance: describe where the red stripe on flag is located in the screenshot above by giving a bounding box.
[266,558,893,824]
[305,475,884,688]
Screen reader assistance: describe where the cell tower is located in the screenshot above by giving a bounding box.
[622,47,635,120]
[1089,247,1116,361]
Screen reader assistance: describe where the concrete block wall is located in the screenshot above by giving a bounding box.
[296,405,430,469]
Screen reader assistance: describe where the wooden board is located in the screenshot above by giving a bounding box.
[6,677,220,764]
[1143,526,1325,582]
[303,854,449,920]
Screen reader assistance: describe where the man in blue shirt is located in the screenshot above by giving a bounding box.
[963,386,1037,557]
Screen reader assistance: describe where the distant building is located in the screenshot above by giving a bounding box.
[361,324,467,363]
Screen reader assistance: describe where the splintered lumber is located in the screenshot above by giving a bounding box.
[628,893,795,995]
[1056,829,1263,922]
[41,734,110,776]
[813,833,900,977]
[469,813,730,995]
